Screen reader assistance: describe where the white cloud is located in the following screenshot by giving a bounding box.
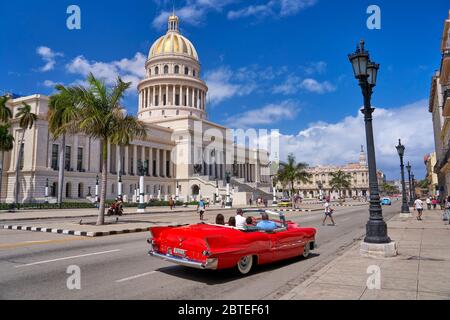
[204,66,256,105]
[36,46,63,72]
[43,80,60,88]
[228,0,317,20]
[273,76,336,95]
[65,52,146,91]
[275,99,433,178]
[225,100,299,128]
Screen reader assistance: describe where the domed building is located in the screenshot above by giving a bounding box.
[0,15,272,205]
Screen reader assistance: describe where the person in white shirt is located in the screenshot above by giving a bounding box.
[235,209,247,229]
[425,197,431,210]
[414,198,424,221]
[322,201,336,226]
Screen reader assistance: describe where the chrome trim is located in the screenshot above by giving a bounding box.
[149,251,218,270]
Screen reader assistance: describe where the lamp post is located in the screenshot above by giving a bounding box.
[95,175,99,208]
[348,40,396,256]
[225,172,232,209]
[175,180,179,202]
[317,181,324,201]
[215,179,219,205]
[411,173,416,201]
[45,178,49,204]
[271,175,278,207]
[118,172,123,201]
[396,140,411,215]
[137,161,148,213]
[406,162,413,206]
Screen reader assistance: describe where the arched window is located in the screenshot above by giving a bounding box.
[184,67,189,75]
[174,65,179,74]
[155,66,159,75]
[164,65,169,74]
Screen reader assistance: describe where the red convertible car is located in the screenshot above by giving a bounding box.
[147,209,316,275]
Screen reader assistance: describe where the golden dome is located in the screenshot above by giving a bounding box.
[148,15,199,61]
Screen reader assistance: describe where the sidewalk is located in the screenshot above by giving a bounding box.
[281,209,450,300]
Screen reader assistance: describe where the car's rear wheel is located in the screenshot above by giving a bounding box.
[237,255,253,275]
[302,242,311,258]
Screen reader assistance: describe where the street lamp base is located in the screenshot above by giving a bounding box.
[360,241,397,258]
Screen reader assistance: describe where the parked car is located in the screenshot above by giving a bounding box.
[381,197,392,205]
[147,209,316,275]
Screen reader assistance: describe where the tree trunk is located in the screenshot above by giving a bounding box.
[57,135,66,207]
[97,139,108,225]
[0,151,4,202]
[14,130,25,207]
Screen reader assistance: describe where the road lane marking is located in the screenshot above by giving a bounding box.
[0,237,87,250]
[115,271,157,283]
[15,249,121,268]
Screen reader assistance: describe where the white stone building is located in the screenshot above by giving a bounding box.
[0,15,272,204]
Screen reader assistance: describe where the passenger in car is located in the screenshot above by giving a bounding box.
[256,213,277,232]
[215,214,225,225]
[228,217,236,227]
[245,216,257,226]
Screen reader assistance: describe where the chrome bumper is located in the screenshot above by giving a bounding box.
[148,251,218,270]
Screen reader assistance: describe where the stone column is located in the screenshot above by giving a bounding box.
[133,144,137,176]
[165,85,168,106]
[107,142,111,173]
[172,85,176,106]
[162,149,167,177]
[156,148,160,177]
[124,145,129,175]
[191,87,194,107]
[149,147,153,176]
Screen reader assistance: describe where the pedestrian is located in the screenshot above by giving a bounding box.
[264,198,268,208]
[197,198,206,221]
[444,196,450,222]
[432,197,438,210]
[414,197,424,221]
[322,199,336,226]
[249,198,252,206]
[168,198,174,210]
[221,198,225,208]
[426,197,432,210]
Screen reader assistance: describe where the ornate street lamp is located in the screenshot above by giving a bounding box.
[137,160,148,213]
[406,162,413,207]
[271,175,278,207]
[225,172,232,208]
[411,173,416,201]
[317,181,324,201]
[396,140,410,214]
[118,171,123,201]
[348,40,396,256]
[215,179,219,205]
[175,180,180,202]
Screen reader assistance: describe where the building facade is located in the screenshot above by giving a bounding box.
[295,147,371,200]
[0,15,271,204]
[429,10,450,201]
[424,152,439,196]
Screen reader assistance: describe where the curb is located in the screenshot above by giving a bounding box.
[277,209,318,213]
[0,224,150,237]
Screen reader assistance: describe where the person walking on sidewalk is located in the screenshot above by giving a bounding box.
[426,197,432,210]
[444,196,450,223]
[322,200,336,226]
[414,197,424,221]
[432,197,438,210]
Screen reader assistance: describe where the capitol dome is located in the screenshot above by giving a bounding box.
[148,14,199,61]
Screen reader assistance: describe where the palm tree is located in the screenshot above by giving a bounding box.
[329,170,352,200]
[110,110,147,200]
[0,124,14,201]
[76,73,146,225]
[48,85,82,207]
[277,153,311,200]
[0,95,12,123]
[14,103,37,207]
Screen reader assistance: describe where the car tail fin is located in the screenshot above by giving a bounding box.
[149,226,171,239]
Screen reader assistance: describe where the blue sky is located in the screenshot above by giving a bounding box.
[0,0,448,179]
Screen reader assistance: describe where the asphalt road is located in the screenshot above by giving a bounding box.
[0,202,401,300]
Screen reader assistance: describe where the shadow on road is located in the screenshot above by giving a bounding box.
[156,253,320,285]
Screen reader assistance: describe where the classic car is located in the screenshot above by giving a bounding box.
[278,199,293,207]
[147,209,316,275]
[381,197,392,205]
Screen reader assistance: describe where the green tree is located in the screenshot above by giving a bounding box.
[381,183,398,195]
[48,85,82,207]
[0,124,14,199]
[329,170,352,200]
[277,154,311,200]
[0,95,12,123]
[76,73,146,225]
[14,103,37,207]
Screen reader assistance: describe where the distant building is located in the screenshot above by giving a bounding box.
[429,10,450,200]
[294,147,374,200]
[424,153,439,196]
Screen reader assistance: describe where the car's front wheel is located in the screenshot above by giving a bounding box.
[302,242,311,258]
[237,255,253,275]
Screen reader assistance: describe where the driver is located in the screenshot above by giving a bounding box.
[256,212,278,232]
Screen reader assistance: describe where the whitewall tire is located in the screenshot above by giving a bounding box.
[237,255,253,275]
